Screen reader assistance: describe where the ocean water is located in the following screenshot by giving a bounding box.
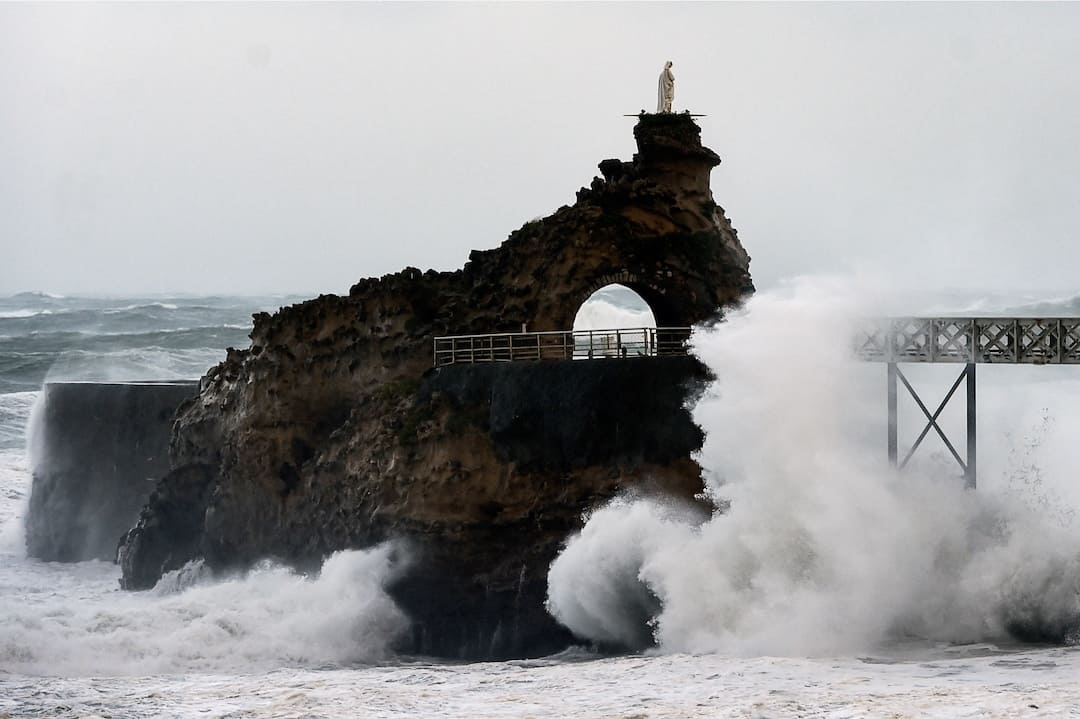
[2,284,1080,718]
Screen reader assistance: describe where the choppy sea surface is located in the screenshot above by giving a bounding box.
[2,286,1080,718]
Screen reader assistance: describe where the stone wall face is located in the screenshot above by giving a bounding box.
[117,115,753,658]
[373,356,711,658]
[26,382,197,562]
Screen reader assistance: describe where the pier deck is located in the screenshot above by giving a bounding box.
[856,317,1080,364]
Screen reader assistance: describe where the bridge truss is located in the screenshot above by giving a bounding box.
[856,317,1080,488]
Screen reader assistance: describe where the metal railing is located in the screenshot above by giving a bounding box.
[433,327,692,366]
[856,317,1080,364]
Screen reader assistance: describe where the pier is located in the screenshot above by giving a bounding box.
[856,317,1080,488]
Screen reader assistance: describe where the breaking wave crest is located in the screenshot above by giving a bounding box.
[0,546,410,676]
[547,277,1080,655]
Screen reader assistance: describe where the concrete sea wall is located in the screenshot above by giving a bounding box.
[26,381,197,562]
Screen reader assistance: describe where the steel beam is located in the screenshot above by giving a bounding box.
[966,363,977,489]
[887,362,897,468]
[888,363,976,488]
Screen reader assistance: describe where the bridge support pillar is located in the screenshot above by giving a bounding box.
[886,362,977,488]
[887,362,898,468]
[966,363,976,489]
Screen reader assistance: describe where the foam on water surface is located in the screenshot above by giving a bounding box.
[3,650,1079,718]
[0,468,408,676]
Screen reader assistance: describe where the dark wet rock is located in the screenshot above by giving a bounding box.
[117,463,216,589]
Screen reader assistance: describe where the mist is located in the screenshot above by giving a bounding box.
[3,3,1080,297]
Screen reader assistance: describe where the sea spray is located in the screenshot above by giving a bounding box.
[0,392,43,555]
[546,495,705,650]
[546,277,1080,654]
[0,545,410,676]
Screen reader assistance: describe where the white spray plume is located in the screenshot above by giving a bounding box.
[547,276,1080,655]
[0,546,410,676]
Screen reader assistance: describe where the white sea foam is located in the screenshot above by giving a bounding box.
[574,298,654,332]
[0,542,410,676]
[0,309,53,319]
[3,648,1079,718]
[103,302,180,313]
[2,431,409,677]
[548,276,1080,655]
[573,286,655,331]
[0,391,38,451]
[0,449,30,555]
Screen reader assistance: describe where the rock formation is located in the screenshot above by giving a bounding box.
[118,113,753,658]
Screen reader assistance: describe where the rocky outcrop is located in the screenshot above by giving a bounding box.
[26,381,197,562]
[118,113,753,658]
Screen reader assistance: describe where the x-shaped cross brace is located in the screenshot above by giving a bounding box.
[888,362,976,488]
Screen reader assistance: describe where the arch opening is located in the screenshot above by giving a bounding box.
[572,284,657,332]
[571,284,659,359]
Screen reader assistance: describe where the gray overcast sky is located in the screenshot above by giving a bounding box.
[2,2,1079,297]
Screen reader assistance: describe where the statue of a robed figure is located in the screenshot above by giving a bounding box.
[657,61,675,113]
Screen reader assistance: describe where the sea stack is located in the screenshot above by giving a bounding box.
[118,113,754,658]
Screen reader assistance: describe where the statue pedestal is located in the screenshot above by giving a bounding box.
[631,112,720,196]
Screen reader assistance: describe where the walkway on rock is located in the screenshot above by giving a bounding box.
[433,327,691,366]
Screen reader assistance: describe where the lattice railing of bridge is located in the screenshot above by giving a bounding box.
[856,317,1080,364]
[432,327,692,366]
[855,317,1080,490]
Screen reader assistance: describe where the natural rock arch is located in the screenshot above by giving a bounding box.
[573,282,657,331]
[574,273,677,328]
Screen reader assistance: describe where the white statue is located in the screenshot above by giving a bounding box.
[657,61,675,113]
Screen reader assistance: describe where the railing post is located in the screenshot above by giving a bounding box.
[972,319,980,364]
[1057,319,1064,364]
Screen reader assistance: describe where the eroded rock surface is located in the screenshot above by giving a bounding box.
[118,113,753,658]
